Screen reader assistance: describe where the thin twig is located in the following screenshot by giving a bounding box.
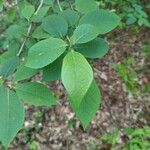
[17,0,44,57]
[69,1,74,10]
[35,0,44,15]
[66,35,70,43]
[56,0,71,43]
[56,0,63,12]
[17,24,32,56]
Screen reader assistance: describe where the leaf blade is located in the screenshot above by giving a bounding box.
[60,9,80,27]
[43,56,63,81]
[16,82,57,106]
[75,0,98,14]
[69,80,101,129]
[42,14,68,37]
[25,38,67,69]
[62,51,93,107]
[71,24,98,44]
[14,65,38,82]
[31,6,50,22]
[79,9,120,34]
[0,86,25,148]
[21,4,35,20]
[0,56,19,78]
[75,38,109,58]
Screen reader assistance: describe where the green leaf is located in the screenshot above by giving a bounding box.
[0,0,3,12]
[25,38,67,69]
[8,41,20,53]
[25,38,37,49]
[42,14,68,37]
[0,86,25,148]
[6,25,26,40]
[31,6,50,22]
[75,38,109,58]
[32,26,51,39]
[21,4,35,20]
[6,6,16,22]
[0,56,20,78]
[69,80,101,129]
[71,24,98,44]
[60,9,80,27]
[16,82,57,106]
[43,56,63,81]
[126,16,137,25]
[14,64,38,82]
[138,17,150,27]
[79,9,120,34]
[101,128,120,146]
[62,51,93,107]
[0,46,19,64]
[75,0,98,14]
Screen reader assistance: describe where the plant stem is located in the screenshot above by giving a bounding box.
[56,0,63,12]
[56,0,71,44]
[69,1,74,10]
[17,24,32,56]
[17,0,44,57]
[66,35,71,43]
[35,0,44,15]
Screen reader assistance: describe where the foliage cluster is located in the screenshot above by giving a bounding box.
[99,0,150,27]
[101,127,150,150]
[0,0,120,148]
[114,58,139,95]
[114,57,150,96]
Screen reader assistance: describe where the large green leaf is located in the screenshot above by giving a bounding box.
[43,56,63,81]
[21,4,35,20]
[25,38,67,69]
[69,80,101,129]
[42,14,68,37]
[0,86,25,148]
[75,0,98,14]
[62,51,93,107]
[60,9,80,27]
[16,82,57,106]
[75,38,109,58]
[71,24,98,44]
[79,9,120,34]
[0,56,20,78]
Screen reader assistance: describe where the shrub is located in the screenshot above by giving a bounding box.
[0,0,120,148]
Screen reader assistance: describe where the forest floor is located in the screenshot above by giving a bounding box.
[3,28,150,150]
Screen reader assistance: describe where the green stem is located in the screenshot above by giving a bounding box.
[35,0,44,15]
[17,24,32,56]
[56,0,72,48]
[56,0,63,12]
[16,0,44,57]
